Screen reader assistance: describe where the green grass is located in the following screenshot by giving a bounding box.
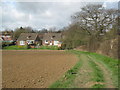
[88,53,118,87]
[92,84,105,88]
[71,50,106,88]
[39,46,59,50]
[73,50,118,88]
[3,45,28,50]
[88,58,105,88]
[90,63,104,83]
[3,45,59,50]
[49,55,83,88]
[88,59,104,82]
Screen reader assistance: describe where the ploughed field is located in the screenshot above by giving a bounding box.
[2,50,78,88]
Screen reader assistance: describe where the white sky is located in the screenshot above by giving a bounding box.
[1,0,119,31]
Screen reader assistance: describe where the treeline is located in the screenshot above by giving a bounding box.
[1,26,62,40]
[62,4,119,59]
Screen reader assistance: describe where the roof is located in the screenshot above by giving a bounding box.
[38,33,44,39]
[0,34,13,41]
[17,33,38,41]
[43,33,62,41]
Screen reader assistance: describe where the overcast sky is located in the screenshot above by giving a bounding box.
[1,0,119,31]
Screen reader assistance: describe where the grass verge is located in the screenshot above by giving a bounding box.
[2,45,59,50]
[3,45,28,50]
[89,53,118,88]
[72,50,118,88]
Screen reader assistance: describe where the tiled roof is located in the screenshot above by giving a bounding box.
[17,33,38,41]
[42,33,62,41]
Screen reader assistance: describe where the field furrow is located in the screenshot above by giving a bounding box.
[2,50,78,88]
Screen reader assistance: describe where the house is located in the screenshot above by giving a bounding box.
[17,33,42,48]
[0,33,13,42]
[42,33,62,47]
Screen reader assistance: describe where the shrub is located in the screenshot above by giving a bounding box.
[59,44,66,50]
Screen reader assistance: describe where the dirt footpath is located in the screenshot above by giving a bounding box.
[71,54,116,88]
[2,50,78,88]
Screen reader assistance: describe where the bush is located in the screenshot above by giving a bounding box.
[59,44,66,50]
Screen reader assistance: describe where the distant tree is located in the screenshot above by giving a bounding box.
[13,26,33,40]
[62,24,88,49]
[56,30,62,33]
[2,30,14,36]
[37,28,48,33]
[48,27,56,33]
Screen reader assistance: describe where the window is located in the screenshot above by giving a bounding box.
[54,41,59,45]
[31,41,33,44]
[27,40,34,44]
[45,40,48,43]
[20,41,25,45]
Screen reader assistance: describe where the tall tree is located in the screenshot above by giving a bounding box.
[71,4,117,37]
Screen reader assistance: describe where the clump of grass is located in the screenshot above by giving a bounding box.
[49,55,82,88]
[92,84,105,88]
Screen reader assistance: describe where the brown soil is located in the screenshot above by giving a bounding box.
[2,50,78,88]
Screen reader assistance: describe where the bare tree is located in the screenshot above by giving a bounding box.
[72,4,117,37]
